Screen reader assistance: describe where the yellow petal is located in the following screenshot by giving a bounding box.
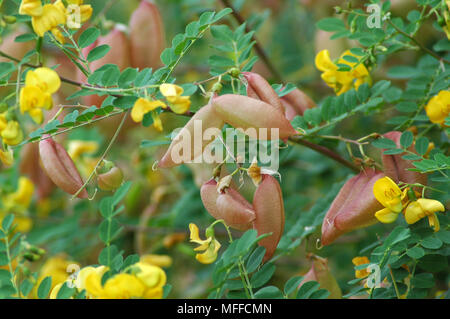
[151,112,163,132]
[195,239,221,264]
[315,50,337,72]
[427,214,440,232]
[168,96,191,114]
[131,98,166,123]
[50,283,64,299]
[160,83,183,97]
[19,0,43,16]
[404,201,425,224]
[31,67,61,94]
[79,5,93,23]
[425,95,447,124]
[31,4,66,37]
[373,176,403,213]
[68,140,99,160]
[0,148,14,166]
[29,108,44,124]
[352,256,370,266]
[416,198,445,214]
[375,207,399,224]
[1,121,23,146]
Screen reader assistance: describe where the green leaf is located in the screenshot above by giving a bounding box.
[316,18,346,32]
[372,138,397,149]
[406,246,425,259]
[250,262,275,288]
[284,276,304,296]
[87,44,111,62]
[14,33,37,42]
[296,281,320,299]
[415,137,429,156]
[112,181,132,206]
[417,254,448,272]
[420,236,443,250]
[78,27,100,48]
[309,289,331,299]
[411,273,435,288]
[163,284,172,298]
[384,226,410,248]
[400,131,414,148]
[245,246,266,273]
[1,214,14,232]
[37,276,52,299]
[140,140,170,148]
[56,282,76,299]
[387,66,418,79]
[254,286,283,299]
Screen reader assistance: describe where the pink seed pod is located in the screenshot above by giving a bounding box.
[129,0,166,70]
[252,174,285,261]
[212,94,297,140]
[321,168,384,246]
[97,166,124,191]
[280,88,316,121]
[298,255,342,299]
[158,101,224,168]
[39,135,88,199]
[242,72,284,114]
[381,131,427,186]
[200,179,255,231]
[77,28,131,108]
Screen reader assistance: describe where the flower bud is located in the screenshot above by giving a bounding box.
[200,179,255,231]
[298,255,342,299]
[97,166,124,191]
[243,72,284,114]
[129,0,165,70]
[252,174,285,261]
[381,131,427,186]
[321,168,385,246]
[280,88,316,121]
[158,101,224,168]
[39,135,88,198]
[212,94,297,140]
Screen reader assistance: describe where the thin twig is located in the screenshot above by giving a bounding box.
[217,0,284,83]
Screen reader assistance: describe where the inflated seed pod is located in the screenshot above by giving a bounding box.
[243,72,284,113]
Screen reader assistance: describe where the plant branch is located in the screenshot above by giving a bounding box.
[289,136,359,172]
[218,0,284,83]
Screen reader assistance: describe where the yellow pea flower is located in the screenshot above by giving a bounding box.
[102,273,146,299]
[0,148,14,166]
[9,177,34,209]
[424,90,450,125]
[1,121,23,146]
[134,262,166,299]
[189,223,221,264]
[31,4,66,38]
[131,98,166,131]
[373,177,408,223]
[160,83,191,114]
[76,265,108,298]
[20,67,61,124]
[405,199,445,232]
[315,49,371,96]
[352,256,370,279]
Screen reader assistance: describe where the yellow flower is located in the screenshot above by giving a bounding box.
[9,177,35,209]
[424,90,450,125]
[131,98,166,131]
[352,256,370,279]
[76,265,108,298]
[405,199,445,232]
[102,273,146,299]
[140,254,173,268]
[315,49,371,95]
[0,148,14,166]
[19,0,43,16]
[68,140,99,161]
[20,67,61,124]
[31,4,66,38]
[160,83,191,114]
[133,262,166,299]
[189,223,221,264]
[373,177,407,224]
[1,121,23,146]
